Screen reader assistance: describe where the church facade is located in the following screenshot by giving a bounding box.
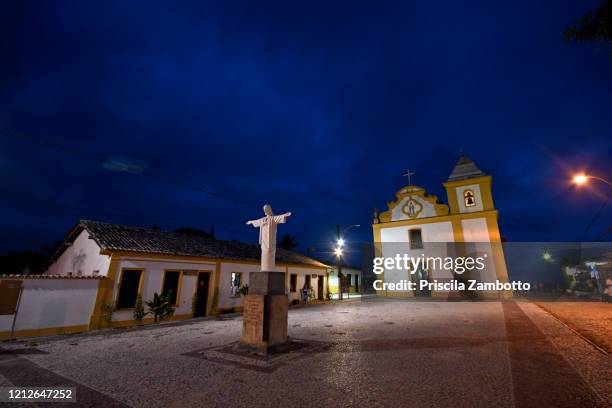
[372,154,511,298]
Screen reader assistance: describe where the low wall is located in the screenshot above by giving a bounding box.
[0,275,101,339]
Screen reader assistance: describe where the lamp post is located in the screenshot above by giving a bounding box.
[572,173,610,241]
[572,174,612,187]
[335,224,360,301]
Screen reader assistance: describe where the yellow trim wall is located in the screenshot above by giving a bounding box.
[0,324,90,340]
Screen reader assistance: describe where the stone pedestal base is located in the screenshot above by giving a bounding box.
[240,271,288,354]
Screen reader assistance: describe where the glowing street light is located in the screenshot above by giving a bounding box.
[334,247,343,257]
[334,224,359,301]
[573,174,588,185]
[572,172,610,241]
[572,174,612,187]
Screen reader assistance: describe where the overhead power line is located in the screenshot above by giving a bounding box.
[8,130,261,209]
[4,129,337,230]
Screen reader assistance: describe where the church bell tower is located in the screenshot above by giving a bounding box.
[443,154,495,214]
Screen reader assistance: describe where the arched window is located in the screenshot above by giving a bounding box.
[464,189,476,207]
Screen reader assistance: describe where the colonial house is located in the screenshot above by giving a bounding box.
[373,154,510,298]
[42,220,328,329]
[327,265,362,297]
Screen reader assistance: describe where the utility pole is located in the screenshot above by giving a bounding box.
[336,224,343,300]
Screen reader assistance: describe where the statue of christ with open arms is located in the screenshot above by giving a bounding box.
[246,204,292,271]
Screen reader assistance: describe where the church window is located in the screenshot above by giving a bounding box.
[464,189,476,207]
[116,269,143,309]
[290,274,297,292]
[409,229,423,250]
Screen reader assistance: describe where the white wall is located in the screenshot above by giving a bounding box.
[328,267,361,289]
[111,258,216,322]
[287,266,326,302]
[98,256,326,320]
[46,230,111,277]
[0,278,99,332]
[391,194,438,221]
[218,262,258,310]
[379,222,455,285]
[461,218,489,242]
[461,218,497,282]
[215,262,327,308]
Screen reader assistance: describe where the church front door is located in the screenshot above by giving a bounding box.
[414,267,431,297]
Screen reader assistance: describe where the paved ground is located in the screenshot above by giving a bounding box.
[533,301,612,353]
[0,299,610,408]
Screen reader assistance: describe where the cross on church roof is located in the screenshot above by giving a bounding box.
[403,169,415,186]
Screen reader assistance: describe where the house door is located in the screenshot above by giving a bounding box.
[194,272,210,317]
[317,275,324,300]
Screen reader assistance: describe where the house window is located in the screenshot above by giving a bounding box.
[347,274,352,286]
[305,274,311,289]
[464,189,476,207]
[116,269,142,309]
[162,270,181,306]
[290,274,297,292]
[409,229,423,249]
[231,272,242,296]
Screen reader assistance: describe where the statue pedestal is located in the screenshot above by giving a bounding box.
[240,271,288,354]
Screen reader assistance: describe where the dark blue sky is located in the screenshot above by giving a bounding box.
[1,1,611,260]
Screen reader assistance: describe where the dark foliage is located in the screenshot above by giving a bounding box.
[174,226,215,239]
[565,0,611,43]
[278,233,298,250]
[0,240,61,275]
[145,292,175,322]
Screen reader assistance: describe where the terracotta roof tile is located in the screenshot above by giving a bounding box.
[68,220,328,268]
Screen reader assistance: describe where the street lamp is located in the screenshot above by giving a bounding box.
[572,172,610,241]
[572,174,612,187]
[342,224,361,235]
[334,224,360,301]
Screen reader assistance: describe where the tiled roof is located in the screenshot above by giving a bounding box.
[55,220,328,268]
[447,154,486,182]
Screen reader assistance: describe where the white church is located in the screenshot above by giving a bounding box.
[372,154,511,298]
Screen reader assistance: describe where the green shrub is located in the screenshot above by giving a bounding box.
[145,292,175,322]
[101,303,114,325]
[191,293,198,317]
[237,284,249,296]
[133,294,146,323]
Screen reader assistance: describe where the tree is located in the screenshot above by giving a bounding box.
[0,250,50,275]
[278,233,298,250]
[564,1,611,43]
[174,227,215,239]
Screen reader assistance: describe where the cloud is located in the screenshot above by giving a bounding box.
[102,157,146,174]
